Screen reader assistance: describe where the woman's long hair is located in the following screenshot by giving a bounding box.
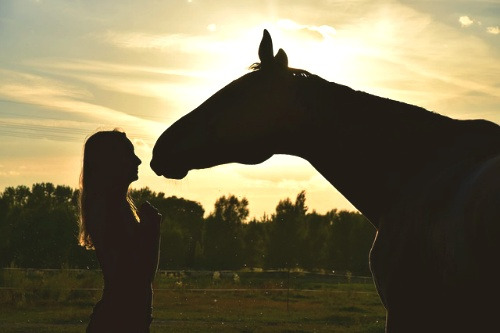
[78,129,137,250]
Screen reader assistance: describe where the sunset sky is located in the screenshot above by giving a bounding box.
[1,0,499,218]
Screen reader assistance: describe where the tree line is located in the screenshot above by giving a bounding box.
[0,183,376,275]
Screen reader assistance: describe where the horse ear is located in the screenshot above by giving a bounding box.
[258,29,274,65]
[274,48,288,68]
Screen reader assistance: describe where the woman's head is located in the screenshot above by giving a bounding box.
[82,130,141,191]
[79,129,141,249]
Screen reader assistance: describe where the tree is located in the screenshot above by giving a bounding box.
[0,183,375,274]
[204,195,249,269]
[130,189,205,269]
[327,210,375,274]
[158,196,205,269]
[347,212,375,275]
[242,216,270,269]
[302,212,331,270]
[267,191,308,269]
[1,183,93,268]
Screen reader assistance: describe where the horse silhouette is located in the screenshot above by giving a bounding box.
[151,30,500,332]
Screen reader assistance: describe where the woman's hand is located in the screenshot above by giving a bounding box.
[139,201,162,240]
[139,201,162,228]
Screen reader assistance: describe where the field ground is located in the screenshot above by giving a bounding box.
[0,269,386,332]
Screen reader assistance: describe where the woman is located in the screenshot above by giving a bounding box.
[79,130,161,333]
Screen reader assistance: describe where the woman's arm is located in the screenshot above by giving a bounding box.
[138,201,162,282]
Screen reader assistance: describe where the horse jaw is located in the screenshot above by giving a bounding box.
[156,166,189,180]
[150,139,274,180]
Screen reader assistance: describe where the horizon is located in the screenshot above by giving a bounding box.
[1,0,499,218]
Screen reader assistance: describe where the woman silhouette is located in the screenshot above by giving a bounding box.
[79,130,161,333]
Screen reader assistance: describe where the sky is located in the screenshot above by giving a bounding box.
[0,0,499,219]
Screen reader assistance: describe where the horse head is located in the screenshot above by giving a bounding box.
[151,30,315,179]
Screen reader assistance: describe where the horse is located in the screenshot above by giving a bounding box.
[151,30,500,332]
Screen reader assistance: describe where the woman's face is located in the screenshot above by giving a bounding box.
[119,138,142,185]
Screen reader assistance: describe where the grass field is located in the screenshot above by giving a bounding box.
[0,269,386,332]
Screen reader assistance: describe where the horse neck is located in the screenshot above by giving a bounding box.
[285,78,469,226]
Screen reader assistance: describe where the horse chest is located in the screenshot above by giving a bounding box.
[370,154,500,311]
[369,218,430,308]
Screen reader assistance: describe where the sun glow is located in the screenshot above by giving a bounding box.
[1,0,498,218]
[230,19,379,88]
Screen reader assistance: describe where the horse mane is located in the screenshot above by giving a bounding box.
[249,62,312,78]
[250,60,448,128]
[249,62,262,71]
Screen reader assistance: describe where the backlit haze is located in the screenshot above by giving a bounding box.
[1,0,499,218]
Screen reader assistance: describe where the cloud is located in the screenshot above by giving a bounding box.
[33,59,207,80]
[0,116,93,142]
[276,19,337,40]
[486,26,500,35]
[0,70,91,101]
[21,59,213,118]
[102,30,229,55]
[207,24,217,32]
[0,68,165,144]
[131,137,152,151]
[0,170,21,177]
[235,155,316,184]
[459,16,474,27]
[237,167,314,184]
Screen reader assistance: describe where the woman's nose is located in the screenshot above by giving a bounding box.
[135,155,142,165]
